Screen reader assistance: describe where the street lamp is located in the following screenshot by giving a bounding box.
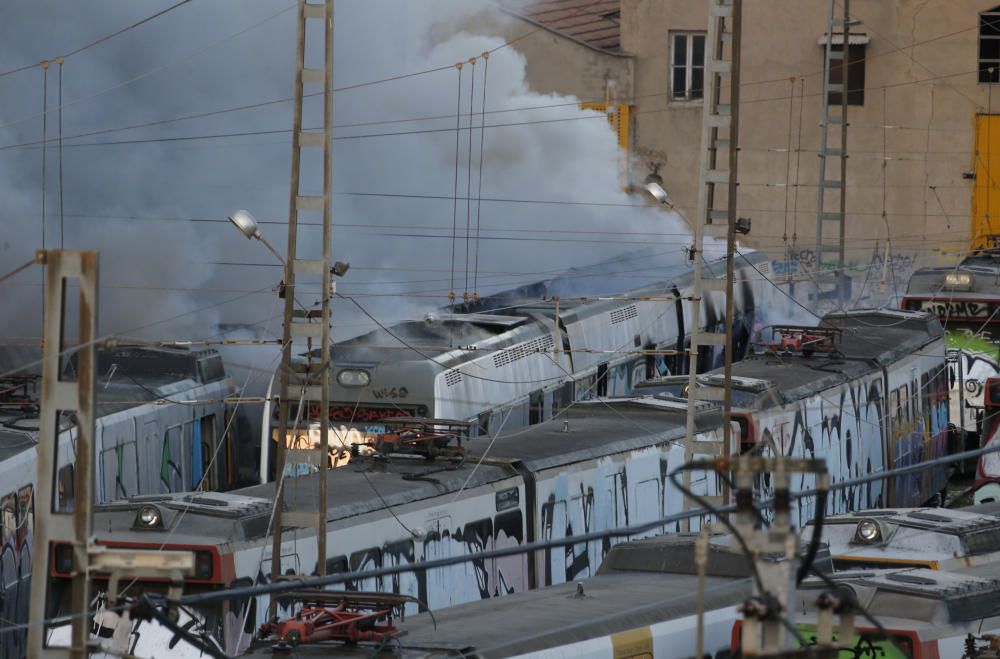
[644,181,674,207]
[227,210,287,266]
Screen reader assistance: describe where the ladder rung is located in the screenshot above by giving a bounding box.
[827,83,844,93]
[708,209,728,222]
[297,195,325,211]
[694,331,726,346]
[818,244,842,253]
[706,169,730,184]
[705,222,728,238]
[303,2,326,19]
[286,385,325,401]
[821,148,843,157]
[821,179,843,188]
[281,512,322,528]
[709,59,731,74]
[299,131,325,148]
[720,31,732,44]
[699,278,727,293]
[706,114,731,128]
[825,116,844,125]
[302,68,326,85]
[692,386,725,401]
[716,103,731,115]
[290,321,323,338]
[287,448,324,466]
[710,3,733,17]
[713,138,730,152]
[820,212,843,221]
[293,258,325,275]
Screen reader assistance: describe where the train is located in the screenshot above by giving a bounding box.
[43,308,949,657]
[0,345,235,659]
[258,251,776,482]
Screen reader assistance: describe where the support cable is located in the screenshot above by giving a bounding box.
[464,57,477,302]
[58,57,65,248]
[450,63,463,303]
[473,52,489,299]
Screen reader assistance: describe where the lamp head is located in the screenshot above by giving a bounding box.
[228,209,261,240]
[331,261,351,277]
[644,181,673,207]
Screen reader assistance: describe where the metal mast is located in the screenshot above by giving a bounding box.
[683,0,742,525]
[815,0,850,306]
[28,250,98,659]
[269,0,334,615]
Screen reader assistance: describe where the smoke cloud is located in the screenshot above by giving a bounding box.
[0,0,692,360]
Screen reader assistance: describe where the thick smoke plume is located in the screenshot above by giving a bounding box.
[0,0,693,370]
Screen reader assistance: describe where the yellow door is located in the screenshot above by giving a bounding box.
[973,114,1000,248]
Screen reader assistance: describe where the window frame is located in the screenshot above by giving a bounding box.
[981,8,1000,83]
[669,31,707,103]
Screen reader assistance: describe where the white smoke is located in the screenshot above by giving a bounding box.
[0,0,692,346]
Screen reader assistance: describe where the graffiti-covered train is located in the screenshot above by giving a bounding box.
[49,308,949,657]
[258,251,774,480]
[0,346,236,658]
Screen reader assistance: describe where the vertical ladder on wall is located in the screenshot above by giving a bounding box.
[269,0,334,615]
[815,0,850,306]
[682,0,742,528]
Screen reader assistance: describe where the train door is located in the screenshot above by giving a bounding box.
[973,114,1000,248]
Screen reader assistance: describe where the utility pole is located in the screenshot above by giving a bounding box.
[815,0,851,307]
[269,0,335,617]
[683,0,743,526]
[28,250,98,659]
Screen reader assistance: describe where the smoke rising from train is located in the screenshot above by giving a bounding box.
[0,0,693,356]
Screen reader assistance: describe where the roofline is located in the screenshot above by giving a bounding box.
[496,6,633,59]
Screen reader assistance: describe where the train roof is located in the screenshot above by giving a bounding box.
[906,247,1000,297]
[0,345,228,463]
[694,309,943,408]
[244,534,759,658]
[322,251,767,366]
[808,503,1000,565]
[93,402,719,546]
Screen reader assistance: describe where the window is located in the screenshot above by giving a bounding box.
[670,32,706,101]
[828,42,866,105]
[981,7,1000,82]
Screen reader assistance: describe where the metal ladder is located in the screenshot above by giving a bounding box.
[269,0,334,610]
[683,0,742,527]
[815,0,851,305]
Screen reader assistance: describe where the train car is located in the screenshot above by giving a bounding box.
[804,503,1000,572]
[258,251,772,481]
[0,345,235,658]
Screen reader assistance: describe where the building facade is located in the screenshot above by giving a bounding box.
[620,0,1000,287]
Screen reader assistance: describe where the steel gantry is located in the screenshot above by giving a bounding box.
[683,0,743,526]
[269,0,335,616]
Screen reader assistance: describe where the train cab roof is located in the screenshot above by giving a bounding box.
[806,504,1000,571]
[0,345,228,463]
[691,309,943,409]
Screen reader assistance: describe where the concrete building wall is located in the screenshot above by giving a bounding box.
[469,12,634,103]
[621,0,996,283]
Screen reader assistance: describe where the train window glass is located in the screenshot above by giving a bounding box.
[529,390,543,425]
[17,485,32,539]
[477,411,490,436]
[100,447,119,501]
[161,426,185,493]
[1,493,14,545]
[199,415,217,491]
[889,389,900,427]
[326,555,348,574]
[568,498,589,578]
[596,363,609,397]
[991,380,1000,406]
[900,384,909,421]
[121,440,139,497]
[57,464,75,512]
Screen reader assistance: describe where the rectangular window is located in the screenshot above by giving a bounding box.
[828,43,866,105]
[981,10,1000,82]
[670,32,706,101]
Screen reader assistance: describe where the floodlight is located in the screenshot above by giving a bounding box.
[228,209,261,240]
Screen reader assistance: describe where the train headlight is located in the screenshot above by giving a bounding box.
[135,505,163,529]
[854,518,882,544]
[337,369,371,387]
[944,272,974,290]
